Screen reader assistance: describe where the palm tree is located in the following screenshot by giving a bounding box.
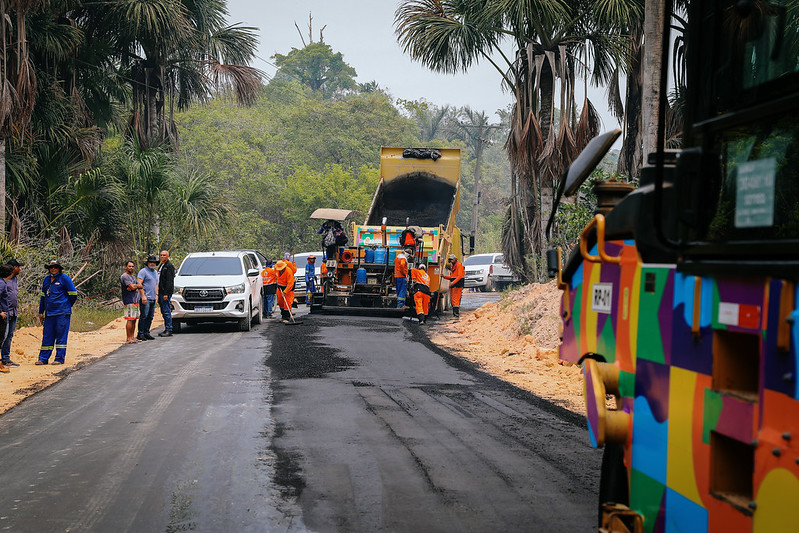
[1,0,45,236]
[160,167,231,249]
[451,107,499,250]
[112,136,174,252]
[74,0,262,148]
[395,0,633,278]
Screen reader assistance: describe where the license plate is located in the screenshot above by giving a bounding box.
[195,306,213,312]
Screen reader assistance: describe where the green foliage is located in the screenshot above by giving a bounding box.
[273,42,358,97]
[174,82,417,256]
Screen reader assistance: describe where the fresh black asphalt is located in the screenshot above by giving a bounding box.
[0,293,601,531]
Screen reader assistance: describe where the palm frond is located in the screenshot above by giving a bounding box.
[574,98,601,153]
[394,0,501,74]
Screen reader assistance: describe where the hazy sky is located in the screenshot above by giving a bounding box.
[226,1,616,129]
[226,1,512,120]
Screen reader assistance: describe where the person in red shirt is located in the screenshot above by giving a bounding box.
[410,264,431,324]
[442,254,465,318]
[394,250,409,308]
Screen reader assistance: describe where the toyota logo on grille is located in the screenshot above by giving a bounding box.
[199,290,208,297]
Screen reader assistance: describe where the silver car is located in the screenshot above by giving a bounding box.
[463,253,519,291]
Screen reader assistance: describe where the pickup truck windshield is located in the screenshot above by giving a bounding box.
[464,256,494,266]
[178,257,243,276]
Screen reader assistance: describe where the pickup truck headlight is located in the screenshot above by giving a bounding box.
[226,282,246,294]
[174,286,183,295]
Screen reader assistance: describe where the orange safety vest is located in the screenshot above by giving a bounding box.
[411,268,430,292]
[261,267,277,286]
[394,255,408,278]
[285,261,297,274]
[446,261,465,288]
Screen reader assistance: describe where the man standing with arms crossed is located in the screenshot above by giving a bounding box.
[36,260,77,365]
[157,250,176,337]
[121,261,142,343]
[137,256,158,341]
[1,259,23,367]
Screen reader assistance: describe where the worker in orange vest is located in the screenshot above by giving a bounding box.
[282,252,298,273]
[275,260,295,323]
[443,254,465,318]
[282,252,298,307]
[410,263,431,324]
[260,259,278,318]
[394,249,409,308]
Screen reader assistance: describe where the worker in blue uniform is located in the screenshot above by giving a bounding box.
[36,260,78,365]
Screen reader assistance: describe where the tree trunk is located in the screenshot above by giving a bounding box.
[618,37,644,178]
[642,0,665,158]
[537,70,555,255]
[0,138,5,237]
[469,139,484,251]
[146,67,159,145]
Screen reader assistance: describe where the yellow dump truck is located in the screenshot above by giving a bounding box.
[311,147,463,313]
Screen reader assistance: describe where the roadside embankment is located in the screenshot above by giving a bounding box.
[429,281,585,414]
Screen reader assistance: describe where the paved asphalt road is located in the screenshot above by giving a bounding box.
[0,293,601,532]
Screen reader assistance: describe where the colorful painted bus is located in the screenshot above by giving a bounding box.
[550,0,799,531]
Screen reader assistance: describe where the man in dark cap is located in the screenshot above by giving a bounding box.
[1,259,23,367]
[136,255,159,341]
[36,260,78,365]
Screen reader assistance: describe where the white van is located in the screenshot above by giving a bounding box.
[171,251,263,332]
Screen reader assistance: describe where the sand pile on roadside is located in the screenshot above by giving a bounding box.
[430,281,584,413]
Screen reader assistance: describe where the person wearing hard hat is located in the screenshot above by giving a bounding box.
[304,255,317,305]
[36,260,78,365]
[394,249,409,308]
[442,254,465,318]
[275,260,296,323]
[282,252,298,308]
[410,263,431,324]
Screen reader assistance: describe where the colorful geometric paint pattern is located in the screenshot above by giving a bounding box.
[559,240,799,532]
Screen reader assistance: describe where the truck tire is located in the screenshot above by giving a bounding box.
[598,442,628,525]
[253,302,262,325]
[173,320,182,334]
[239,303,252,332]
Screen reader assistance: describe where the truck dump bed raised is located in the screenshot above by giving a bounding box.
[366,147,461,228]
[312,147,463,313]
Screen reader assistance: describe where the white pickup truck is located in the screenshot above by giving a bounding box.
[463,253,519,291]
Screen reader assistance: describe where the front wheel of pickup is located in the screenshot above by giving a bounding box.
[239,303,252,332]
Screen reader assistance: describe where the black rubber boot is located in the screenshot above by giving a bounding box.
[417,313,426,324]
[453,307,460,318]
[281,309,290,321]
